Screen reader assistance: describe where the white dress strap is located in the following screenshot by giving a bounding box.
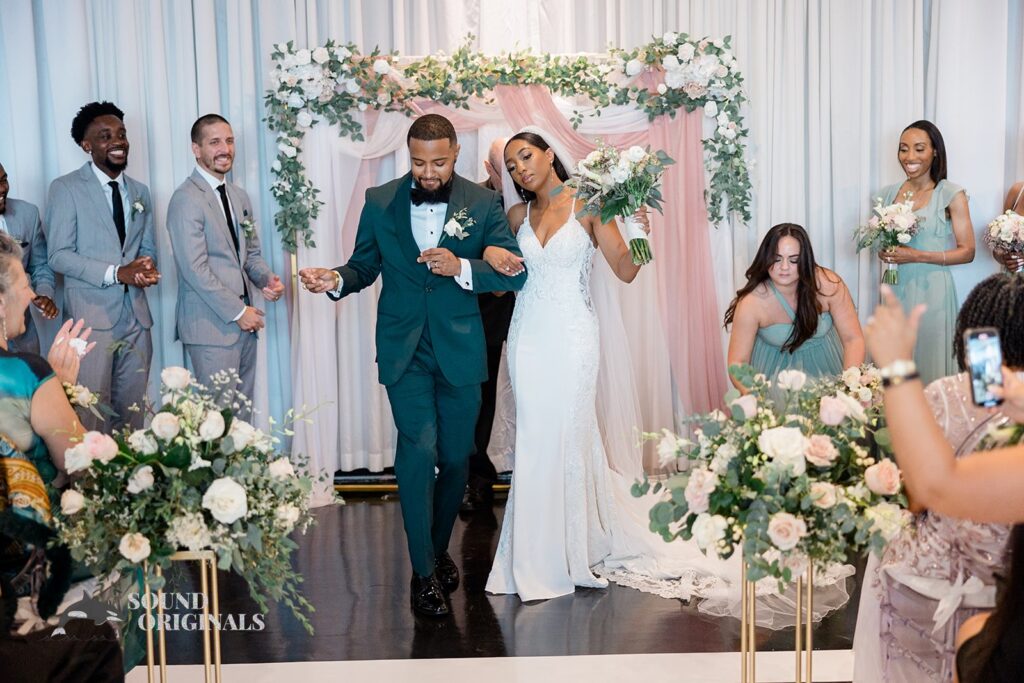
[1012,183,1024,213]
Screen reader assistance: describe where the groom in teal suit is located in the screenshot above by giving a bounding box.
[300,114,526,617]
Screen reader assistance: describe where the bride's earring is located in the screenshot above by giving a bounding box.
[0,315,7,345]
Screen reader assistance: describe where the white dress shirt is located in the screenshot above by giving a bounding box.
[194,165,247,322]
[411,200,473,290]
[0,213,7,234]
[91,162,129,286]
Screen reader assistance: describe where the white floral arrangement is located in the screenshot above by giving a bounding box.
[54,367,319,631]
[985,210,1024,272]
[856,194,922,285]
[562,142,673,265]
[265,33,751,251]
[639,365,909,585]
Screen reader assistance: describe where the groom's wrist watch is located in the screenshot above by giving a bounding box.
[331,270,341,291]
[879,359,919,388]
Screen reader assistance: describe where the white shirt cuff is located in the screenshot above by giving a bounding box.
[454,258,473,291]
[103,265,118,286]
[232,306,246,322]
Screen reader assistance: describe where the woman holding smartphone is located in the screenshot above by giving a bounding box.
[853,273,1024,682]
[865,281,1024,683]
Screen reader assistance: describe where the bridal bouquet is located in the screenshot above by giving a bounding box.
[54,367,318,631]
[563,142,674,265]
[639,365,909,585]
[856,195,921,285]
[985,210,1024,273]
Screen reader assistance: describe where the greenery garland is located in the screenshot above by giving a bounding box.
[265,33,752,252]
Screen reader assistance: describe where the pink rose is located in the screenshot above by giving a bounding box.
[684,468,719,514]
[809,482,838,509]
[865,459,901,496]
[730,394,758,420]
[805,434,839,468]
[819,395,847,426]
[82,431,119,464]
[767,512,807,551]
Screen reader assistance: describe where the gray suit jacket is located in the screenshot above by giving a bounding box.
[46,163,155,330]
[166,169,272,346]
[3,198,55,299]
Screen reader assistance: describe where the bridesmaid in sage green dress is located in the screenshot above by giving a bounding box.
[877,120,975,385]
[725,223,864,389]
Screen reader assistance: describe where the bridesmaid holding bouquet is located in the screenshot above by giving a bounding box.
[875,120,975,384]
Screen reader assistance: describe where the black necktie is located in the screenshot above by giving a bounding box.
[108,181,126,246]
[217,183,241,254]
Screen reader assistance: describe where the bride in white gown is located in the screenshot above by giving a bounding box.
[483,127,851,624]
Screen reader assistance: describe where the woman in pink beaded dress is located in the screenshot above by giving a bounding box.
[853,273,1024,682]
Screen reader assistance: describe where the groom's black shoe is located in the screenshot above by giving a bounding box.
[410,573,449,618]
[434,552,460,593]
[459,484,494,514]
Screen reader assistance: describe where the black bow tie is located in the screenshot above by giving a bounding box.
[410,180,453,206]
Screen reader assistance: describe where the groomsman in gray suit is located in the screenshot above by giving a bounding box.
[166,114,285,411]
[0,162,57,354]
[47,102,159,430]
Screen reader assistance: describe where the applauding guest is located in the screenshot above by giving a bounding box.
[0,161,57,355]
[166,114,284,415]
[724,223,863,389]
[46,102,159,431]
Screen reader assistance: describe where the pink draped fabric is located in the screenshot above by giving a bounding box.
[493,84,728,413]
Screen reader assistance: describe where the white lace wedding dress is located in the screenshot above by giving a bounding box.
[485,203,853,624]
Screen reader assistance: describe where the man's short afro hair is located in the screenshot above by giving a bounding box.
[70,101,125,145]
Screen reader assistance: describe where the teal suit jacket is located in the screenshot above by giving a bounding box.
[330,173,526,387]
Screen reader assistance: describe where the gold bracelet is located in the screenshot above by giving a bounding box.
[333,270,342,290]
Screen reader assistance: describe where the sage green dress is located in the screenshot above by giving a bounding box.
[878,179,962,384]
[750,281,845,380]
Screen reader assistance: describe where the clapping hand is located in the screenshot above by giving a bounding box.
[262,274,286,302]
[49,319,95,385]
[864,285,926,367]
[118,256,160,288]
[298,267,341,294]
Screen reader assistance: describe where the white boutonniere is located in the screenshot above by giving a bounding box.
[130,200,145,220]
[443,208,475,241]
[240,216,256,239]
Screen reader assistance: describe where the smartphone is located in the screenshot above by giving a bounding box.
[964,327,1004,407]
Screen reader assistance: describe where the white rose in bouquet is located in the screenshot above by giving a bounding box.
[767,511,807,551]
[857,386,874,404]
[276,503,301,531]
[151,412,182,441]
[684,468,718,514]
[776,369,807,391]
[819,395,848,426]
[758,427,808,476]
[311,46,330,64]
[198,410,226,442]
[841,366,862,390]
[730,394,758,420]
[202,477,249,524]
[64,443,92,474]
[224,419,257,453]
[127,465,155,494]
[269,457,296,479]
[625,145,647,163]
[691,513,728,553]
[656,429,688,468]
[710,442,738,475]
[294,48,311,65]
[835,392,867,422]
[119,532,152,563]
[864,459,901,496]
[60,489,85,515]
[809,481,838,509]
[161,366,192,390]
[865,501,911,541]
[127,429,159,456]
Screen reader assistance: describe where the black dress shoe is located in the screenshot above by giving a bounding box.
[434,552,460,593]
[410,573,449,617]
[460,485,494,514]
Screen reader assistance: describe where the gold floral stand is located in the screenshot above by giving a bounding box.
[740,562,815,682]
[143,550,222,683]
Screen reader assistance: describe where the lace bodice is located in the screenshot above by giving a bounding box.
[513,208,596,313]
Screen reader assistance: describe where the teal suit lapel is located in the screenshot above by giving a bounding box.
[392,175,422,267]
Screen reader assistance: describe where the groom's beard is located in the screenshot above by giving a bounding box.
[410,176,454,205]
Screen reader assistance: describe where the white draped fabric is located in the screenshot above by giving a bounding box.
[2,1,1023,486]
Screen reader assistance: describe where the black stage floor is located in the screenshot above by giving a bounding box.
[156,496,861,665]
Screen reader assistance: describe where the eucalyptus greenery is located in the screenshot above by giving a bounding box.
[265,32,752,251]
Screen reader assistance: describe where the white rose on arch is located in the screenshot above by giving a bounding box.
[311,46,330,64]
[625,58,644,76]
